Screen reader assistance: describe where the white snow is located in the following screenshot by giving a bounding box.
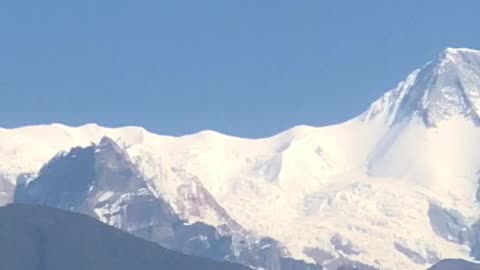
[1,47,480,270]
[98,191,115,202]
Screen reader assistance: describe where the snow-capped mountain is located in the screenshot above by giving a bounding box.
[14,136,320,270]
[363,48,480,126]
[2,47,480,270]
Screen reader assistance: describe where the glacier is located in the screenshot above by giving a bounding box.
[2,48,480,270]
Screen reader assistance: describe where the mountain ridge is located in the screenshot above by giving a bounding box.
[362,47,480,127]
[14,136,324,270]
[0,203,252,270]
[2,47,480,270]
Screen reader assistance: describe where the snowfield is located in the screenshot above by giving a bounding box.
[2,48,480,269]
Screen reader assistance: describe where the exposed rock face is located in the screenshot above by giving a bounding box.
[365,48,480,127]
[330,234,361,256]
[427,203,480,263]
[14,137,321,270]
[302,246,382,270]
[469,221,480,260]
[428,202,470,244]
[0,175,13,206]
[15,137,180,245]
[394,242,439,265]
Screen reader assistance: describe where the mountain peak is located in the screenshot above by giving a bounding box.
[98,136,122,150]
[441,47,480,57]
[436,47,480,67]
[363,47,480,127]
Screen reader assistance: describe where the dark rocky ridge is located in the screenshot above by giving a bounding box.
[0,203,250,270]
[427,259,480,270]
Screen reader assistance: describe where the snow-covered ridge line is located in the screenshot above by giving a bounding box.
[2,47,480,270]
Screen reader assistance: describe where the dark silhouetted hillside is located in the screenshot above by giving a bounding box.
[0,204,250,270]
[427,259,480,270]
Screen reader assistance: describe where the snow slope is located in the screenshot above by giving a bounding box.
[2,48,480,270]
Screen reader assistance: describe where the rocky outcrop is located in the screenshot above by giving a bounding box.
[428,202,469,244]
[14,137,321,270]
[0,175,13,206]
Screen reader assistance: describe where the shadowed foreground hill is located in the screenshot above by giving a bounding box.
[427,259,480,270]
[0,204,251,270]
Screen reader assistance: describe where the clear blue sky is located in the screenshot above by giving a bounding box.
[1,1,479,137]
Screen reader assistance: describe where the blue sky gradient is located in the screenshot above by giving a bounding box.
[1,1,479,137]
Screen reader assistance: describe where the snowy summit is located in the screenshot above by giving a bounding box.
[2,48,480,270]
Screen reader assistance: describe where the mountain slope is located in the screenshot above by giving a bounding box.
[1,48,480,269]
[0,204,250,270]
[14,137,322,270]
